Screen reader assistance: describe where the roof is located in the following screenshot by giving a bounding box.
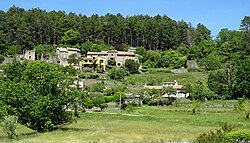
[87,50,136,56]
[173,85,183,89]
[57,47,68,52]
[83,57,95,61]
[87,51,108,55]
[67,47,81,52]
[117,51,135,56]
[144,85,163,90]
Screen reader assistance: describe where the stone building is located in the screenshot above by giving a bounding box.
[56,47,81,66]
[82,50,138,69]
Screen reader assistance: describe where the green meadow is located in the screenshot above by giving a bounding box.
[1,101,249,143]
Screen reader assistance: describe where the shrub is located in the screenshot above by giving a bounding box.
[128,101,138,107]
[1,115,18,139]
[147,100,158,106]
[224,130,250,143]
[194,122,235,143]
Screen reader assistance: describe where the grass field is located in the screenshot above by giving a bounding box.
[1,101,250,143]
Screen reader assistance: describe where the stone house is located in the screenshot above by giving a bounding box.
[80,56,106,71]
[82,50,138,70]
[1,50,35,65]
[56,47,81,66]
[144,80,189,98]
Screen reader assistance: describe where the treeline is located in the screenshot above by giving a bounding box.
[0,6,211,54]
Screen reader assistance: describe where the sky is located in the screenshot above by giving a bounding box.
[0,0,249,37]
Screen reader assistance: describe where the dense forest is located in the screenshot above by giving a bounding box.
[0,6,211,53]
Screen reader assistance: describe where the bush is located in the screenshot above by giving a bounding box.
[194,122,235,143]
[128,101,138,107]
[1,115,18,139]
[108,67,128,80]
[147,100,158,106]
[224,130,250,142]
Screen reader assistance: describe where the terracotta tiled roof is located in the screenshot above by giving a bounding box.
[87,51,108,55]
[173,85,183,89]
[117,51,135,56]
[144,85,163,90]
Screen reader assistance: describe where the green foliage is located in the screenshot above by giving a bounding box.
[224,130,250,142]
[92,94,108,111]
[200,53,221,70]
[80,42,114,55]
[1,115,18,139]
[107,59,116,67]
[5,45,21,56]
[191,81,218,100]
[0,61,73,132]
[59,65,78,76]
[163,50,187,69]
[34,44,54,60]
[0,54,5,63]
[235,56,250,98]
[194,122,235,143]
[124,59,140,74]
[108,67,128,80]
[114,91,126,102]
[91,82,105,93]
[192,102,201,114]
[208,69,232,99]
[60,29,80,46]
[68,53,79,65]
[235,98,250,119]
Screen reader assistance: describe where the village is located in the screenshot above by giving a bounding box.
[0,47,190,102]
[0,3,249,143]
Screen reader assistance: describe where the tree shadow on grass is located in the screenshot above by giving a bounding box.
[17,131,38,140]
[0,132,38,142]
[58,127,92,132]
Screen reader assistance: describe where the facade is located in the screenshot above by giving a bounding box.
[56,47,81,66]
[144,80,189,98]
[83,50,138,69]
[23,50,36,61]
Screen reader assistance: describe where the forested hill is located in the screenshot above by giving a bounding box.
[0,6,211,53]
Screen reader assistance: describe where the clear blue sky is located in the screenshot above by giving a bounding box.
[0,0,249,36]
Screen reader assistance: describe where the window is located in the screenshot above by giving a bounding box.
[29,56,32,59]
[117,63,121,66]
[100,60,103,63]
[85,60,87,62]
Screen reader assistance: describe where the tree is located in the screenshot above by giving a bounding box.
[163,50,187,69]
[1,115,18,139]
[92,93,108,111]
[200,53,221,71]
[91,82,105,93]
[68,53,79,65]
[60,29,80,46]
[108,67,128,80]
[235,57,250,98]
[0,61,73,132]
[236,98,250,119]
[208,69,232,99]
[240,16,250,56]
[124,59,140,74]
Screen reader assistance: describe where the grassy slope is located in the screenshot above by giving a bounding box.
[1,104,250,143]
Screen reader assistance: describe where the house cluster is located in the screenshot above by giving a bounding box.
[1,47,139,71]
[144,80,189,98]
[80,50,139,71]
